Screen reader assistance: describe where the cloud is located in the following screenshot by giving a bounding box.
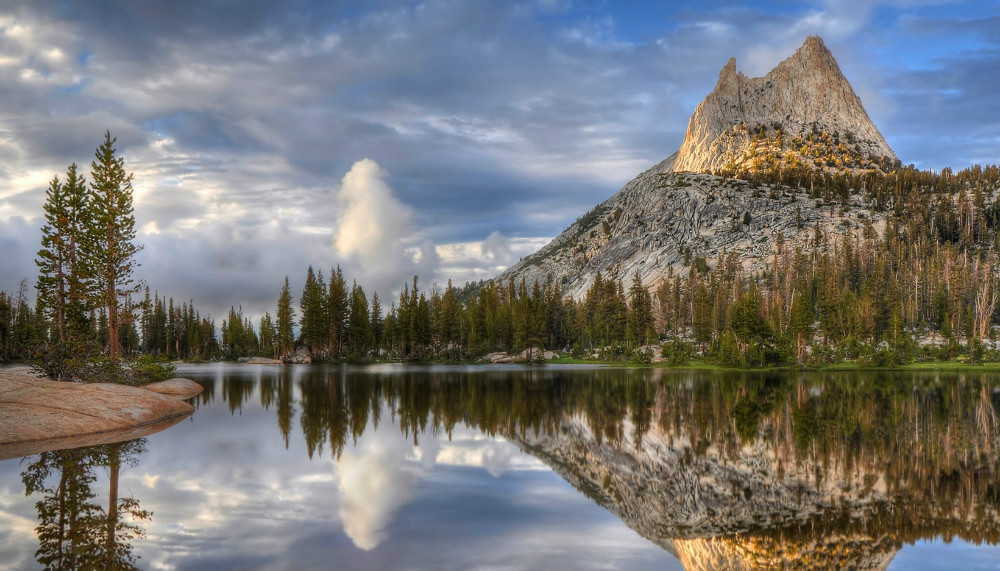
[333,158,441,297]
[436,234,550,287]
[482,230,513,265]
[336,427,417,550]
[335,159,414,267]
[0,217,40,297]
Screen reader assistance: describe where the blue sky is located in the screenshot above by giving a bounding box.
[0,0,998,319]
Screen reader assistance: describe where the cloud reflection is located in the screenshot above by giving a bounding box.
[336,426,417,550]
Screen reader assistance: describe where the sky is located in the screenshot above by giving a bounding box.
[0,0,999,322]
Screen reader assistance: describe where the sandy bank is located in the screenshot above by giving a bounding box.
[0,366,203,461]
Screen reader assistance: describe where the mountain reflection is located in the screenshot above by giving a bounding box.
[218,367,1000,570]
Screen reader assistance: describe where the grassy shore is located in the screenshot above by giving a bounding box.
[549,356,1000,372]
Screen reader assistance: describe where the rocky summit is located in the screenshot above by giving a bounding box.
[499,37,894,298]
[673,36,895,174]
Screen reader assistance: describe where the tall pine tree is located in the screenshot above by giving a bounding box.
[276,276,295,360]
[36,163,92,345]
[89,132,143,358]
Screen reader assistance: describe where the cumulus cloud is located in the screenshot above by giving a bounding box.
[333,159,441,296]
[335,159,413,262]
[336,427,417,551]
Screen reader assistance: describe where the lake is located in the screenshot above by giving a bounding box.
[2,364,1000,570]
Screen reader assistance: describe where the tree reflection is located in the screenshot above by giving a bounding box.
[21,439,151,571]
[261,367,1000,569]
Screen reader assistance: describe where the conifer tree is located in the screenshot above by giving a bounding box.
[328,266,348,357]
[370,292,383,352]
[627,272,654,347]
[36,163,91,344]
[259,312,276,358]
[347,281,371,356]
[299,266,327,352]
[89,132,143,358]
[276,277,295,360]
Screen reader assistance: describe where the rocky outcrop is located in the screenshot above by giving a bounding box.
[499,37,895,299]
[484,349,559,363]
[672,36,895,174]
[145,377,205,399]
[287,347,313,364]
[0,367,194,460]
[247,356,284,364]
[500,168,886,300]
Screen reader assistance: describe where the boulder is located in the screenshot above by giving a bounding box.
[145,377,205,399]
[288,347,313,364]
[247,356,284,365]
[486,352,513,363]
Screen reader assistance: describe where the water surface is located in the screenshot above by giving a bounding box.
[2,364,1000,570]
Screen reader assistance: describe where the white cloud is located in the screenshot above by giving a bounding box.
[335,158,413,260]
[333,158,441,297]
[435,234,551,287]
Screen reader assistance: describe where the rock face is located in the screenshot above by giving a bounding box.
[288,347,313,364]
[498,36,894,298]
[672,36,895,174]
[0,367,194,461]
[500,167,886,300]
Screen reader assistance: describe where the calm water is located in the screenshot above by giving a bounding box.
[2,364,1000,570]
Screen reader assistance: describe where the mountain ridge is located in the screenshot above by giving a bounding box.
[498,36,896,299]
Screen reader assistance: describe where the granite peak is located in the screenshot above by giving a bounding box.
[671,36,896,174]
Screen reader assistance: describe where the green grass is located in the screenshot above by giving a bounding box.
[550,357,1000,372]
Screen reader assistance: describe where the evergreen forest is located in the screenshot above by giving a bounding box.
[7,135,1000,370]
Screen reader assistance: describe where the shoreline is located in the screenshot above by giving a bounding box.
[0,366,203,461]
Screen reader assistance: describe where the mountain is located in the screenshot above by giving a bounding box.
[498,37,895,299]
[672,36,895,174]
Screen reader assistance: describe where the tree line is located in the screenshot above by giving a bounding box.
[7,130,1000,368]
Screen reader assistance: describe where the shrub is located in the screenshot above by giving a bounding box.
[34,342,176,385]
[662,338,695,367]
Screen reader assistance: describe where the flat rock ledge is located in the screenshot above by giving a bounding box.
[0,367,197,461]
[146,377,205,399]
[247,356,284,365]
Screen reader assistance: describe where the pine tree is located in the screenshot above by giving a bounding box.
[299,266,327,352]
[370,292,383,353]
[276,277,295,360]
[36,174,70,343]
[328,266,348,357]
[788,290,814,362]
[36,164,92,345]
[627,272,654,347]
[89,132,143,358]
[347,281,371,357]
[259,312,276,358]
